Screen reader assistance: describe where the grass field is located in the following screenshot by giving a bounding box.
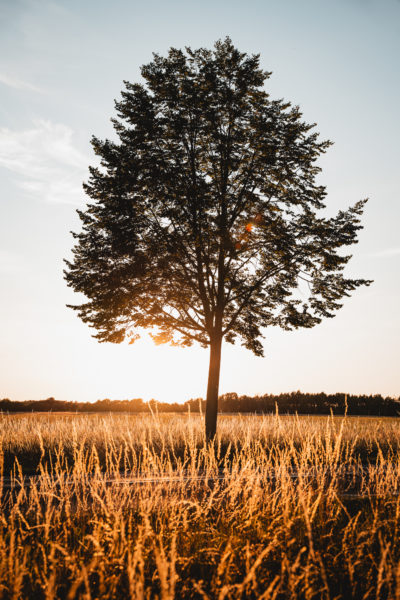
[2,412,400,599]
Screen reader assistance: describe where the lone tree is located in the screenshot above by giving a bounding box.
[64,38,370,438]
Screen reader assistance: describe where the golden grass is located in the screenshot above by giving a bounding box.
[1,412,400,599]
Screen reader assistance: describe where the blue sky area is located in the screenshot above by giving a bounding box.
[0,0,399,402]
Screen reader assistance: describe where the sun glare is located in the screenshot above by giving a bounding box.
[97,333,209,404]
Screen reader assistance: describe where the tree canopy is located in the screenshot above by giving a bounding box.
[64,38,371,437]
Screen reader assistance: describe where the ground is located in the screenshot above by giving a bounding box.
[1,412,400,599]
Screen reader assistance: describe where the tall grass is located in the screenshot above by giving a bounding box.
[1,412,400,598]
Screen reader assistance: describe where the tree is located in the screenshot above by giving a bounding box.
[64,38,371,439]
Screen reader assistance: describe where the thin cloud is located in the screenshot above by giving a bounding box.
[0,120,90,205]
[368,248,400,258]
[0,73,44,93]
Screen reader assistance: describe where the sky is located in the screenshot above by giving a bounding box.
[0,0,399,403]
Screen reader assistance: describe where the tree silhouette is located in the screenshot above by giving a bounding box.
[64,38,371,438]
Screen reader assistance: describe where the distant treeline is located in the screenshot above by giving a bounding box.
[1,392,400,416]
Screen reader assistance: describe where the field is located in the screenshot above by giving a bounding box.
[2,412,400,599]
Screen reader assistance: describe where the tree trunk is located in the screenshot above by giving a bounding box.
[205,335,222,440]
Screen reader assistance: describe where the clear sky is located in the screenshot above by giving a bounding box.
[0,0,399,403]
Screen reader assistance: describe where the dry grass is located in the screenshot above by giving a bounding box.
[1,412,400,599]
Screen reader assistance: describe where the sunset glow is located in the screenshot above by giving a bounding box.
[1,3,400,597]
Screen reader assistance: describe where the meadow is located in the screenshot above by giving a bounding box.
[1,412,400,599]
